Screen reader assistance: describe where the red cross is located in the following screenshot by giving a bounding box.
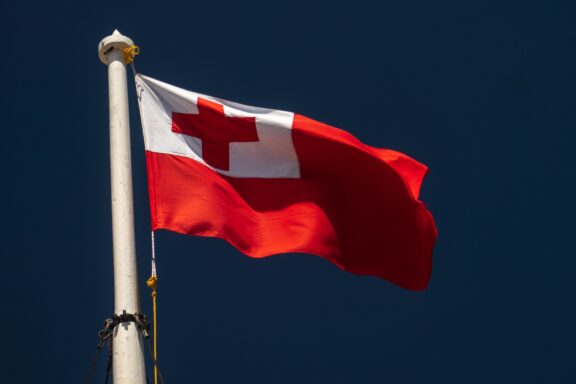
[172,97,259,171]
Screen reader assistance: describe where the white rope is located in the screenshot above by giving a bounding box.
[151,231,157,277]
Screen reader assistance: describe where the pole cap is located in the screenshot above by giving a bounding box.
[98,30,135,65]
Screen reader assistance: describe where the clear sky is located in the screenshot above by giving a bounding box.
[1,0,574,382]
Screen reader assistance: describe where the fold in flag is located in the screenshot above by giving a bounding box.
[135,75,437,290]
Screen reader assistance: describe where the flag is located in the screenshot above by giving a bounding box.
[135,74,437,290]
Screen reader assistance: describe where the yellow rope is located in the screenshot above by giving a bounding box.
[123,45,140,64]
[146,275,158,384]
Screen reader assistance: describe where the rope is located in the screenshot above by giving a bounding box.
[83,346,103,384]
[144,336,167,384]
[150,231,157,277]
[85,316,118,384]
[123,44,140,64]
[84,334,114,384]
[146,231,159,384]
[104,342,113,384]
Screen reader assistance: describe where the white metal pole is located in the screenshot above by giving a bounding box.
[98,30,146,384]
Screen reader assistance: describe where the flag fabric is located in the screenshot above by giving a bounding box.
[135,74,437,290]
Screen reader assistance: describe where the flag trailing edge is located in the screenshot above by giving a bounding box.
[135,74,437,290]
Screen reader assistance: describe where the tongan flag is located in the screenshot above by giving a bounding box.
[136,75,437,290]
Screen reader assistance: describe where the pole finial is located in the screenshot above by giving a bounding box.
[98,30,135,65]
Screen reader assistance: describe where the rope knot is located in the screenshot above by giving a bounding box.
[147,275,158,291]
[123,45,140,64]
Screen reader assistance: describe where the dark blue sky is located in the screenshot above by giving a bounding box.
[1,1,575,382]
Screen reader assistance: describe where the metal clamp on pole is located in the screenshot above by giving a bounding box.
[97,311,151,350]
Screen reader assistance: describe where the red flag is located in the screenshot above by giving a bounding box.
[136,75,437,290]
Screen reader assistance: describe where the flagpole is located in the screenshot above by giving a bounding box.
[99,30,146,384]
